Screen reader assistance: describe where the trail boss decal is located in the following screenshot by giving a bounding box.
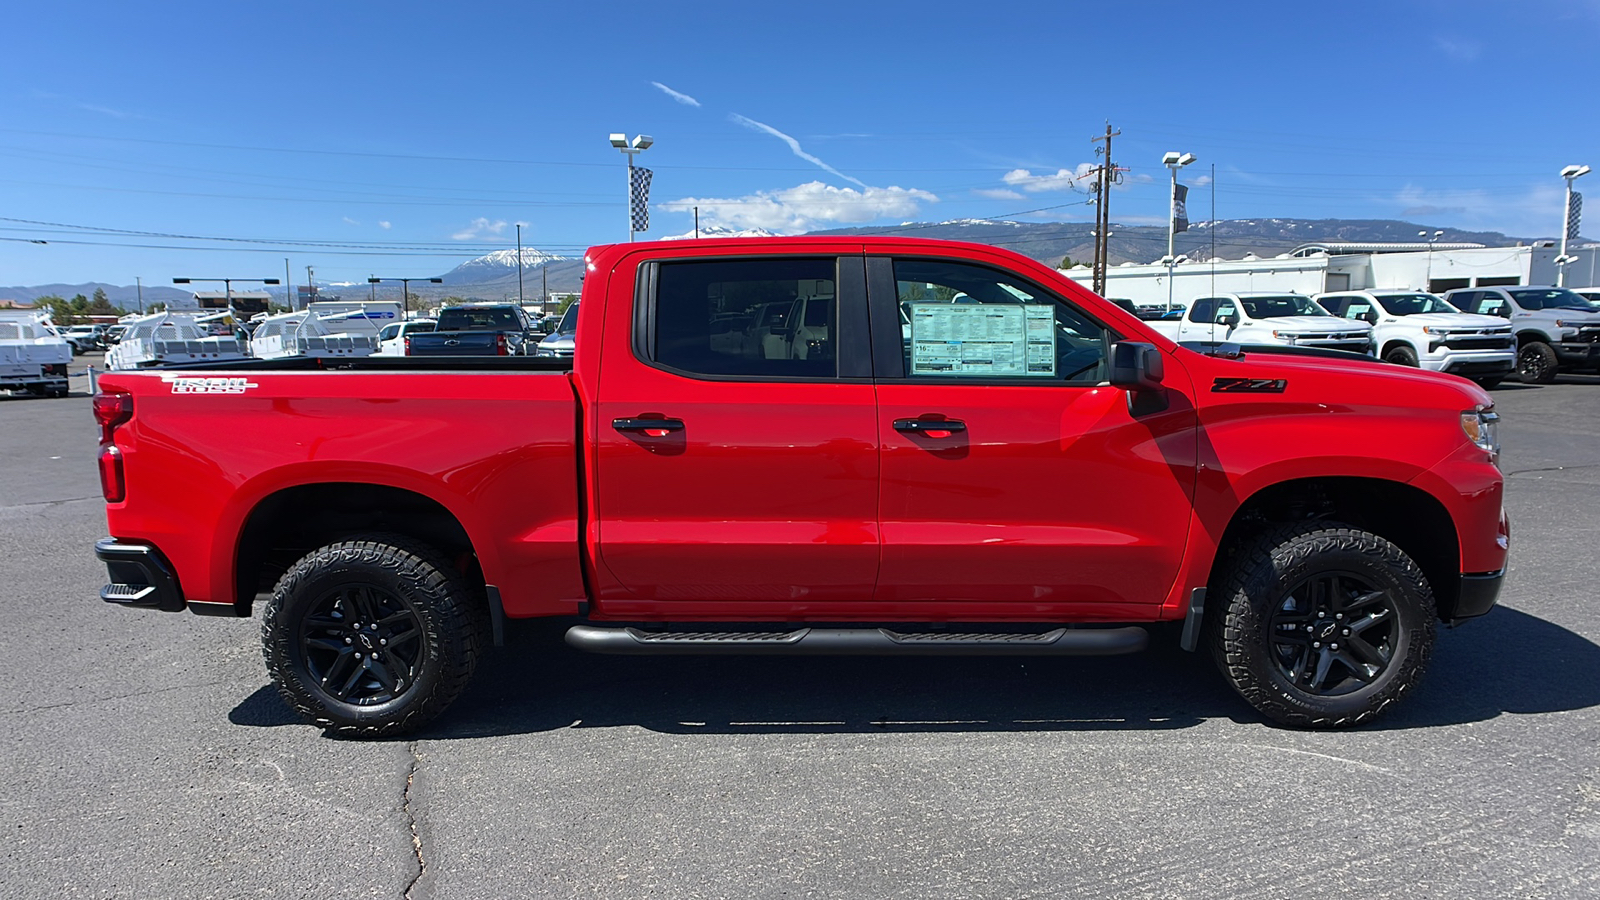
[165,376,260,395]
[1212,377,1288,393]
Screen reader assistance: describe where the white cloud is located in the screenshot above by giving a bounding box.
[342,216,361,226]
[651,81,702,107]
[1191,174,1213,187]
[662,181,938,233]
[1433,35,1482,61]
[974,188,1026,200]
[1001,165,1091,193]
[378,221,392,229]
[730,114,867,188]
[1391,183,1566,236]
[452,217,509,241]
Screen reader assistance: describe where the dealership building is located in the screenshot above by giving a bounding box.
[1060,242,1600,308]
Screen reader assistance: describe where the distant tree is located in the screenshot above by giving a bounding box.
[1060,255,1081,269]
[87,288,123,317]
[439,296,468,307]
[146,302,167,313]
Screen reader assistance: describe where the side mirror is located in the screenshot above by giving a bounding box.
[1218,311,1241,328]
[1109,341,1165,391]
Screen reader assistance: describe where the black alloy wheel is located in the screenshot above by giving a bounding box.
[1266,571,1397,697]
[297,583,424,707]
[1517,341,1558,384]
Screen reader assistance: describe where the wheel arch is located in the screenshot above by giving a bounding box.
[1379,339,1418,360]
[1208,476,1462,620]
[1517,330,1553,346]
[233,482,484,614]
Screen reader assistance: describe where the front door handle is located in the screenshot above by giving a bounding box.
[612,417,684,436]
[893,417,966,438]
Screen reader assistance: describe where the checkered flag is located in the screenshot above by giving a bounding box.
[630,166,653,233]
[1172,183,1190,234]
[1567,192,1583,241]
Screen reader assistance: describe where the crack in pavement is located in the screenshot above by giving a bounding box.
[402,740,426,900]
[1506,464,1600,476]
[0,678,237,716]
[0,495,103,511]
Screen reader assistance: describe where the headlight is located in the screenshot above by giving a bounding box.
[1272,331,1301,341]
[1555,320,1589,327]
[1460,406,1500,462]
[1423,326,1453,336]
[534,346,554,357]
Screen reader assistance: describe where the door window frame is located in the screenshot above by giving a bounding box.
[631,253,872,382]
[865,255,1122,384]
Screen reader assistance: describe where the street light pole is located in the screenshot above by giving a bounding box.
[1557,164,1590,287]
[1419,229,1444,291]
[368,276,444,323]
[609,133,654,242]
[516,223,525,307]
[1162,151,1196,312]
[171,276,280,324]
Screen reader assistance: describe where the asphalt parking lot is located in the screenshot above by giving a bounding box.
[3,356,1598,899]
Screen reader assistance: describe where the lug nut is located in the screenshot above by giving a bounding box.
[1331,643,1339,650]
[1335,613,1343,620]
[379,638,387,646]
[344,637,353,644]
[1317,611,1326,618]
[354,653,362,659]
[1313,641,1322,648]
[1343,628,1351,636]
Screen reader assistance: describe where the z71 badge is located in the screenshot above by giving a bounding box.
[1212,377,1288,393]
[165,377,260,395]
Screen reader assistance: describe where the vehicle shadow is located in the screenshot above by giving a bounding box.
[228,606,1600,738]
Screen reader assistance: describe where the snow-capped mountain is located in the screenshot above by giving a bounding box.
[439,247,569,285]
[661,225,782,241]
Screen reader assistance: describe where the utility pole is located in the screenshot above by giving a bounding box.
[541,264,548,317]
[516,223,526,306]
[135,276,144,314]
[284,258,292,310]
[1088,123,1121,296]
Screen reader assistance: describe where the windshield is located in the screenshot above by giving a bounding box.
[436,307,521,331]
[1240,295,1327,319]
[555,303,579,334]
[1373,293,1458,315]
[1507,288,1600,311]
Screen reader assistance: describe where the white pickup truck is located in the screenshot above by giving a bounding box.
[1313,290,1515,389]
[1144,292,1374,354]
[0,310,72,397]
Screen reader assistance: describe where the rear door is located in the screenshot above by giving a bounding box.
[869,253,1198,618]
[592,248,881,616]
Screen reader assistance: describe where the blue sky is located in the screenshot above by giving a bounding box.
[1,0,1596,287]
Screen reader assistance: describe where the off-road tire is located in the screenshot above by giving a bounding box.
[1517,341,1558,384]
[262,534,486,737]
[1382,344,1419,367]
[1208,522,1435,728]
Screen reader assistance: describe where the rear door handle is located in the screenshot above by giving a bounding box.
[893,418,966,437]
[612,417,684,435]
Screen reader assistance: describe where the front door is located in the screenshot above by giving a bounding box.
[593,251,881,617]
[870,254,1198,619]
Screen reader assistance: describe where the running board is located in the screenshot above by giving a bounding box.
[564,625,1148,657]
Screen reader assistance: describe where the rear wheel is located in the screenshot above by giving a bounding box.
[1382,344,1419,367]
[262,534,486,737]
[1209,522,1435,728]
[1517,341,1558,384]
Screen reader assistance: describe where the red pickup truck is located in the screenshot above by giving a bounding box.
[92,237,1508,736]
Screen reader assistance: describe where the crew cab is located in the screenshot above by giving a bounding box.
[373,318,438,356]
[1443,286,1600,383]
[1146,292,1374,354]
[406,304,537,356]
[1314,290,1514,388]
[91,237,1508,736]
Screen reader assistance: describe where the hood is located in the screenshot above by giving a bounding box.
[1248,315,1371,334]
[1542,308,1600,323]
[1397,313,1511,330]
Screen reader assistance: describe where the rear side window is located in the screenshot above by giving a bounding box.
[652,258,837,378]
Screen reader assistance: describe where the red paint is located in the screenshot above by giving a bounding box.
[98,237,1507,626]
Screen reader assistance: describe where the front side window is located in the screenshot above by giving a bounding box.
[1507,288,1600,311]
[652,257,837,378]
[893,259,1110,382]
[1239,295,1328,319]
[1374,292,1456,315]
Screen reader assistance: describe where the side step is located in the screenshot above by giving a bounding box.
[565,625,1148,657]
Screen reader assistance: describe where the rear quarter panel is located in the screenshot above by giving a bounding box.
[99,369,584,616]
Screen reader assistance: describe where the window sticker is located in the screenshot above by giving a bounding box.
[908,303,1056,376]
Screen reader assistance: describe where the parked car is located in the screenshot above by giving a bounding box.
[1144,292,1374,354]
[1442,286,1600,383]
[406,304,537,356]
[60,324,105,354]
[534,302,578,358]
[374,318,438,356]
[1314,290,1514,388]
[1569,287,1600,305]
[92,236,1506,736]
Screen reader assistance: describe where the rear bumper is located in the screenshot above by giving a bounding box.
[95,537,185,612]
[1451,570,1505,622]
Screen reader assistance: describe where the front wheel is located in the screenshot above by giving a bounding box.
[262,535,486,737]
[1209,523,1436,728]
[1517,341,1558,384]
[1382,344,1419,367]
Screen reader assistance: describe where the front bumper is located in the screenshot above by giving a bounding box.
[1554,342,1600,366]
[95,537,185,612]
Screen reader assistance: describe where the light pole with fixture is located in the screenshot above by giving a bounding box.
[172,276,280,327]
[1418,229,1443,291]
[1162,151,1196,311]
[1557,164,1590,287]
[368,276,443,322]
[609,133,654,242]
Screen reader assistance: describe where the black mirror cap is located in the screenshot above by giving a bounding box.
[1109,341,1165,390]
[1219,312,1241,327]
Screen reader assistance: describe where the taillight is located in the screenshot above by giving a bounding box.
[93,391,132,444]
[93,390,132,502]
[99,445,125,503]
[496,333,509,356]
[404,336,413,355]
